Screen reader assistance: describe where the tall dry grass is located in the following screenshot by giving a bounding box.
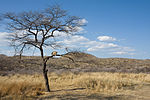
[0,72,150,98]
[74,73,149,92]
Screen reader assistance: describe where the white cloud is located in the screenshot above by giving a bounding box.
[112,51,128,55]
[57,34,119,52]
[97,36,116,42]
[87,43,118,52]
[78,19,88,25]
[0,31,136,57]
[53,31,69,37]
[110,46,135,53]
[72,26,84,32]
[57,35,89,47]
[0,32,10,46]
[63,19,87,34]
[111,51,135,55]
[80,41,98,46]
[68,35,89,43]
[121,47,135,52]
[57,34,136,57]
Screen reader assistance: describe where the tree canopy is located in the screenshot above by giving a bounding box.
[4,5,86,92]
[5,5,85,56]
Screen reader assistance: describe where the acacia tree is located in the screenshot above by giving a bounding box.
[4,5,85,92]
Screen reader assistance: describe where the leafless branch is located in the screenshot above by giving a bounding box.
[4,5,85,59]
[44,53,74,63]
[3,4,86,92]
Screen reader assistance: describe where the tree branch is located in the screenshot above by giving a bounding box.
[44,53,74,63]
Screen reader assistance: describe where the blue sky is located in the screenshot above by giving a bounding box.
[0,0,150,59]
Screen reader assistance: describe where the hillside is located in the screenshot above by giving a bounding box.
[0,52,150,75]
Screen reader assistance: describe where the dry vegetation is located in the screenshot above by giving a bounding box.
[0,72,150,99]
[0,52,150,99]
[0,52,150,75]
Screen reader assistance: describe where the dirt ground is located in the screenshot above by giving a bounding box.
[2,84,150,100]
[35,84,150,100]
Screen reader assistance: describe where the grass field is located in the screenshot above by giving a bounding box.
[0,52,150,99]
[0,72,150,100]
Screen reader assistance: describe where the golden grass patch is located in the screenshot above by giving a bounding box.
[0,72,150,98]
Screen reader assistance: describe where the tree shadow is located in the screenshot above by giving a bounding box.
[38,88,128,100]
[50,87,86,92]
[39,94,127,100]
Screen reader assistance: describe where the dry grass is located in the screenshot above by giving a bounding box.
[0,74,45,97]
[0,72,150,99]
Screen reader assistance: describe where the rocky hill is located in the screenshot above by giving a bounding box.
[0,52,150,75]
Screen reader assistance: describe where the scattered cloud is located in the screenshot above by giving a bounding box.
[56,35,89,48]
[111,51,135,55]
[121,47,135,52]
[87,43,118,52]
[53,31,69,37]
[97,36,116,42]
[56,34,135,56]
[112,51,127,55]
[78,19,88,25]
[63,18,88,34]
[0,31,136,57]
[72,26,84,33]
[0,32,10,46]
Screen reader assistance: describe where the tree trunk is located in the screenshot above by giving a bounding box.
[40,48,50,92]
[43,61,50,92]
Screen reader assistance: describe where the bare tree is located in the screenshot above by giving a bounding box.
[4,5,85,92]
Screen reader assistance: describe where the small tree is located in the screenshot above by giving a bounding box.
[4,5,85,92]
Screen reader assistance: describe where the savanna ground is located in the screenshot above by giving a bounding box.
[1,72,150,100]
[0,52,150,100]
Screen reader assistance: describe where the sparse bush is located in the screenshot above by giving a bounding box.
[1,53,150,75]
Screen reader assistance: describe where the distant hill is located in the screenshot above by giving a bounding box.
[0,52,150,75]
[0,54,7,57]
